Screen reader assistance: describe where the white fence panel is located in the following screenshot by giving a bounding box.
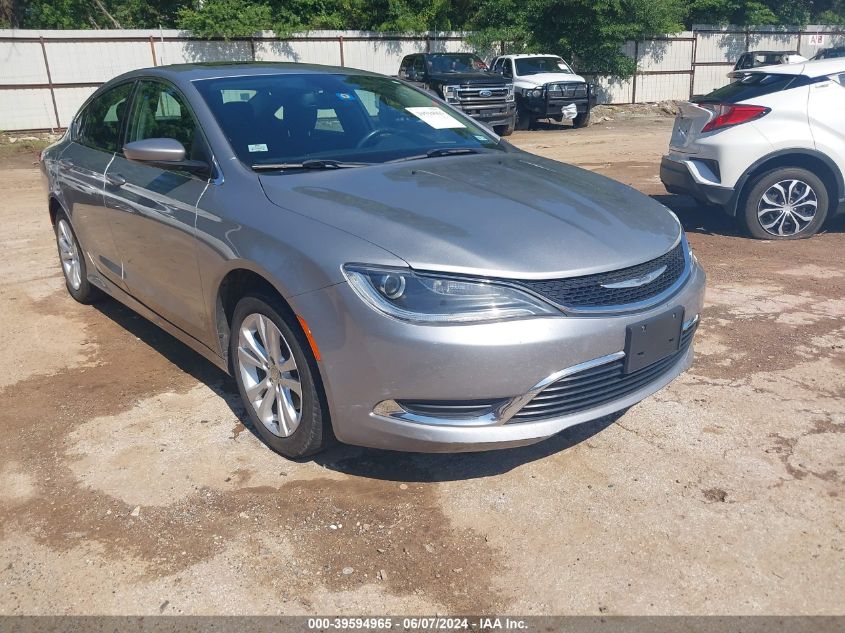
[748,31,799,52]
[636,73,690,102]
[155,39,251,65]
[799,27,845,58]
[0,41,48,84]
[638,36,693,72]
[695,30,745,63]
[693,64,730,96]
[54,86,99,127]
[343,39,422,74]
[0,88,56,129]
[46,40,152,83]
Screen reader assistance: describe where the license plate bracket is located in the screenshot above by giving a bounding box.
[624,307,684,374]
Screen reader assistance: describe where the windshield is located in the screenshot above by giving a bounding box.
[194,73,501,167]
[426,54,488,74]
[515,57,573,76]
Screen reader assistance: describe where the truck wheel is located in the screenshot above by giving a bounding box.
[573,110,591,128]
[515,102,531,131]
[739,167,828,240]
[495,120,514,137]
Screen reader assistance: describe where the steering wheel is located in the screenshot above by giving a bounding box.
[356,128,398,149]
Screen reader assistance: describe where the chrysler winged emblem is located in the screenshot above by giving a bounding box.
[600,265,667,289]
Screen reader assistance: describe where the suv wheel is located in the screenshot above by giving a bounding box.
[515,101,532,131]
[230,294,331,458]
[55,213,101,304]
[740,167,828,239]
[573,110,591,128]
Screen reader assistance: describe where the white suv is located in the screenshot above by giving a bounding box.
[490,54,595,130]
[661,58,845,239]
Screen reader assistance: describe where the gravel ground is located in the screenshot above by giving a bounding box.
[0,118,842,616]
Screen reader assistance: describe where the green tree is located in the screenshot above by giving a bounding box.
[470,0,685,74]
[178,0,272,37]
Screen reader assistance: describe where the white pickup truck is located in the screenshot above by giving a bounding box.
[490,54,596,130]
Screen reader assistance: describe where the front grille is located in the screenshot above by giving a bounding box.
[547,82,588,99]
[508,323,696,423]
[521,243,686,310]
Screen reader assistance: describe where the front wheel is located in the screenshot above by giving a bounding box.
[515,101,532,131]
[230,294,331,457]
[739,167,828,239]
[573,110,591,128]
[494,119,514,137]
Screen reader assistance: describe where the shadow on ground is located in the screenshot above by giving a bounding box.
[92,297,624,483]
[654,193,845,238]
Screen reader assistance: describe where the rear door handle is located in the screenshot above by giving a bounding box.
[105,173,126,187]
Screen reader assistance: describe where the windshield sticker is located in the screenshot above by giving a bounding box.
[474,134,490,142]
[248,143,268,153]
[557,61,570,71]
[336,92,355,100]
[406,107,466,129]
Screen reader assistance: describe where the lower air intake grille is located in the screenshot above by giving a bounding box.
[508,323,696,423]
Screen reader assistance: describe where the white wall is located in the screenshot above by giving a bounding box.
[3,25,845,129]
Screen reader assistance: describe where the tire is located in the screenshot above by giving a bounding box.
[739,167,829,239]
[494,119,514,137]
[515,101,531,131]
[54,212,101,304]
[230,294,331,458]
[573,110,591,128]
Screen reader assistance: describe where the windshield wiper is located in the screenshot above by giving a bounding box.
[390,147,481,163]
[251,159,370,171]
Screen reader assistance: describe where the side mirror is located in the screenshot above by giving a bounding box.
[123,138,210,177]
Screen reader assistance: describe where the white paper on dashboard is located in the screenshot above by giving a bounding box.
[406,107,466,129]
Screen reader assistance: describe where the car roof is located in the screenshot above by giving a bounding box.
[496,53,562,59]
[742,50,798,55]
[110,61,381,83]
[730,57,845,78]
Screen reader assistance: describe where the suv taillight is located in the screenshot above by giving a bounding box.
[701,103,770,132]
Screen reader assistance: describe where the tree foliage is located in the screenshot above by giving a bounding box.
[3,0,844,72]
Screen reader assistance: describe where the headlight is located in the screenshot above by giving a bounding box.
[343,265,559,324]
[530,88,543,98]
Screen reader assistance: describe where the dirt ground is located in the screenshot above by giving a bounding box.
[0,117,842,616]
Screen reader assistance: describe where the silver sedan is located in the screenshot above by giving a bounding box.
[41,63,705,457]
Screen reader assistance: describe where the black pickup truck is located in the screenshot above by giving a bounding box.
[397,53,517,136]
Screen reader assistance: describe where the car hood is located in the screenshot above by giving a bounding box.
[519,72,586,86]
[258,153,682,279]
[427,72,509,85]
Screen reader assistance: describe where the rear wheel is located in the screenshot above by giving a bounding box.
[54,213,101,304]
[230,294,331,458]
[739,167,828,239]
[573,110,591,128]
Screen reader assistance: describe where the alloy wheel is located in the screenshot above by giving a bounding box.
[237,313,303,437]
[57,219,82,290]
[757,179,818,237]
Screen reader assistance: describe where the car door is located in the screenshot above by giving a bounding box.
[57,81,135,289]
[104,78,211,341]
[809,72,845,185]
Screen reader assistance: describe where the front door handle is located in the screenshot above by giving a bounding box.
[105,173,126,187]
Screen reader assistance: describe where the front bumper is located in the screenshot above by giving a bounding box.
[291,259,705,453]
[458,102,516,127]
[660,155,736,212]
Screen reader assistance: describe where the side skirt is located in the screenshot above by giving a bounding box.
[88,271,230,375]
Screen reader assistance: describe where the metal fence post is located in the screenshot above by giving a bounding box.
[338,35,344,66]
[39,36,61,130]
[689,29,698,99]
[149,35,157,65]
[631,40,639,104]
